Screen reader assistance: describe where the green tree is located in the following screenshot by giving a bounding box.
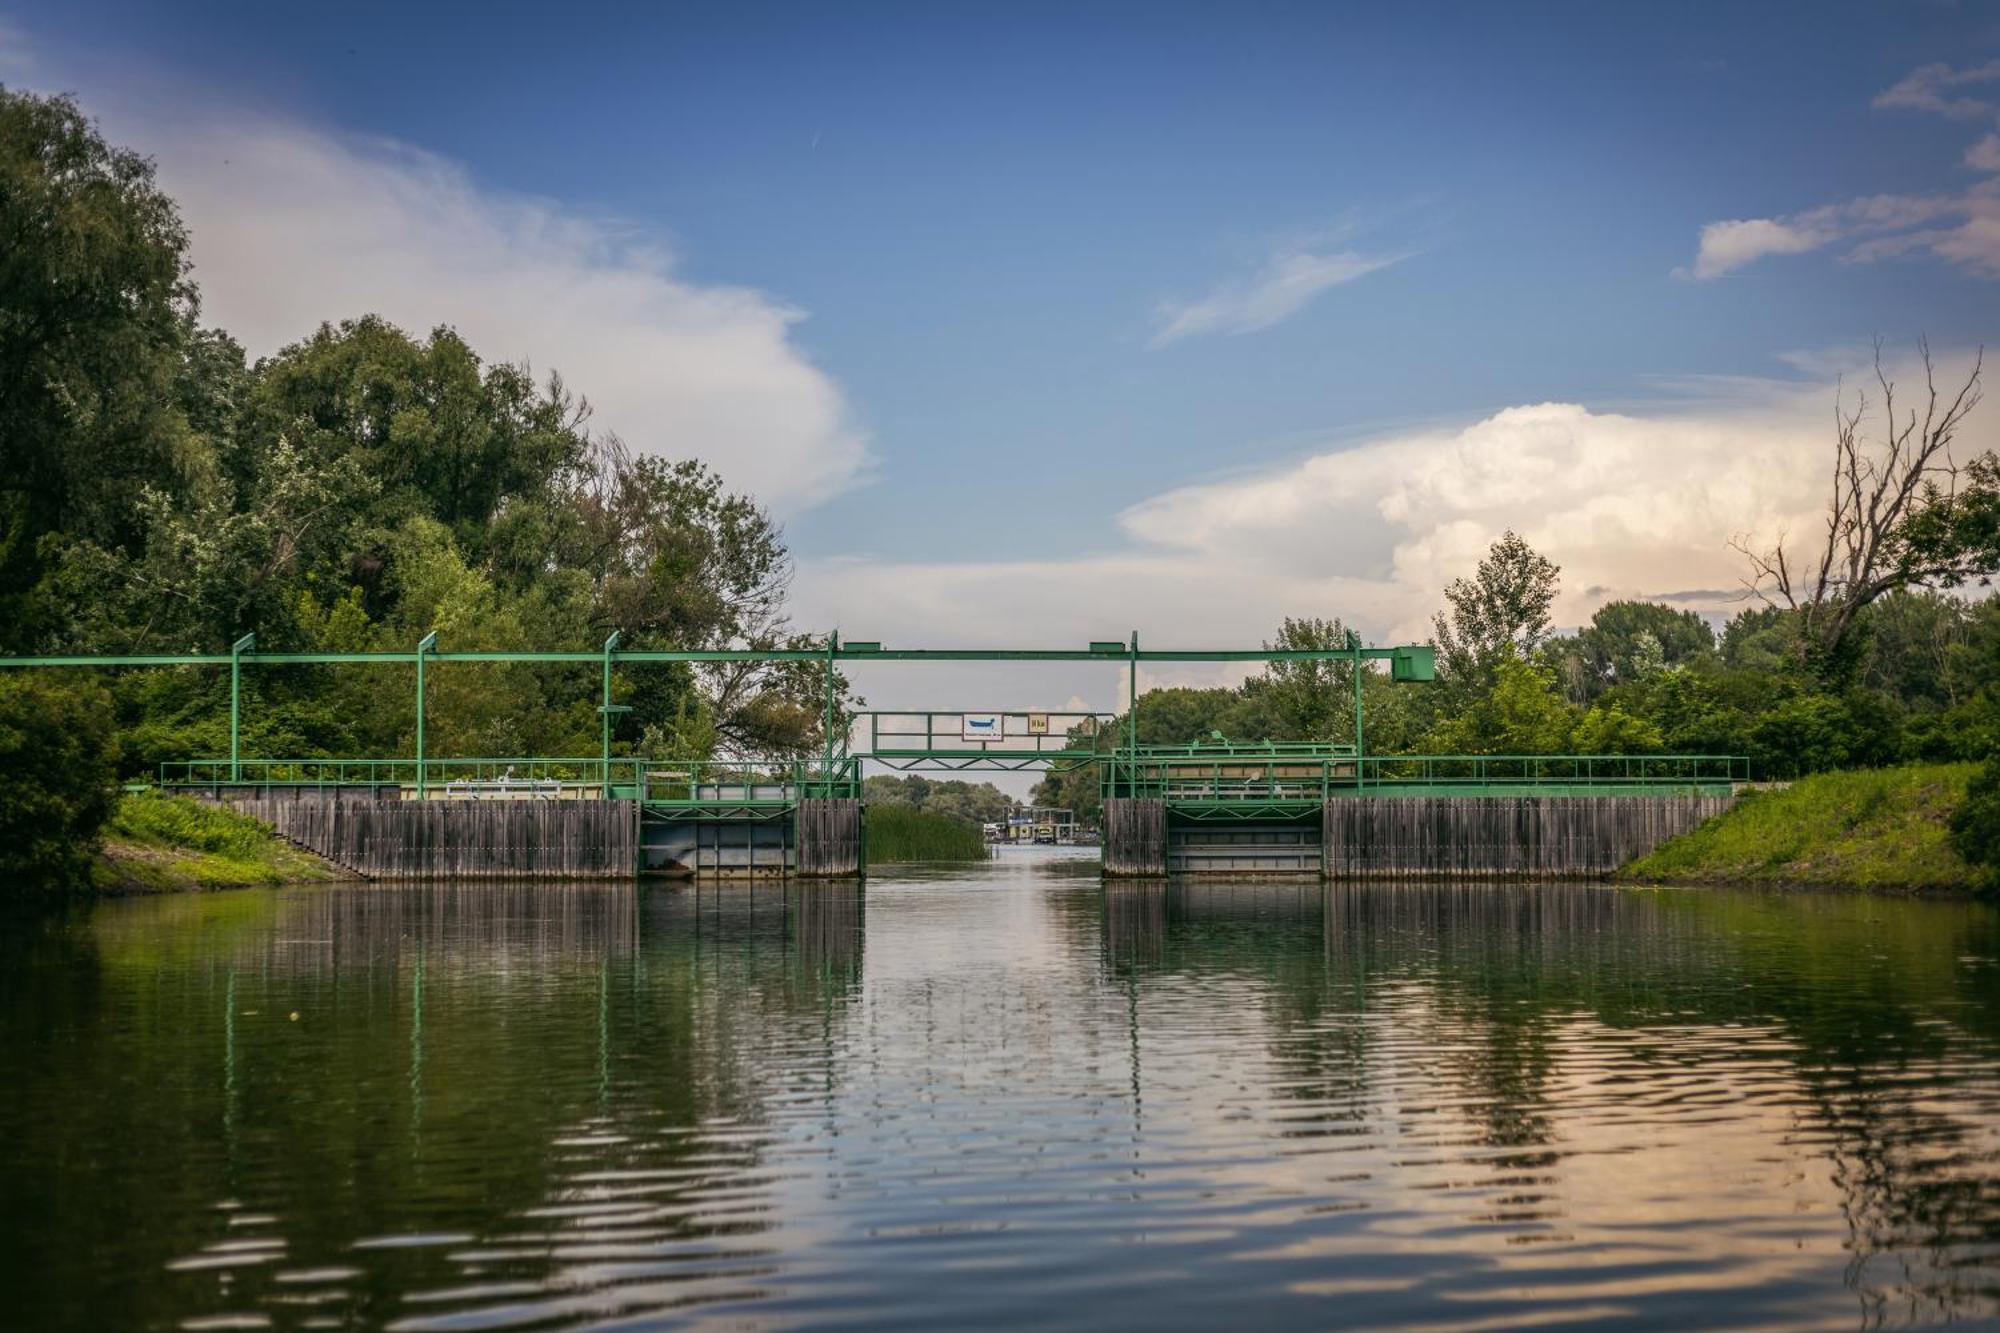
[1572,703,1665,755]
[1238,616,1358,743]
[1638,667,1752,755]
[1432,531,1560,696]
[0,674,118,888]
[1554,600,1715,701]
[0,89,204,649]
[50,437,379,652]
[1748,695,1859,778]
[239,317,590,549]
[1721,605,1796,672]
[1426,658,1576,754]
[1860,590,1972,710]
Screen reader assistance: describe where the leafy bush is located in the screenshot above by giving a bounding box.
[0,674,118,889]
[1949,757,2000,889]
[1573,703,1664,754]
[1747,694,1858,778]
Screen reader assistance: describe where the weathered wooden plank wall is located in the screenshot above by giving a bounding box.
[796,798,862,876]
[1103,798,1168,876]
[228,797,639,880]
[1321,795,1734,878]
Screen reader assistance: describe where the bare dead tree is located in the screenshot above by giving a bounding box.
[1733,339,1987,676]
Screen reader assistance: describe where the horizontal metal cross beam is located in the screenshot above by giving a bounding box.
[0,639,1436,669]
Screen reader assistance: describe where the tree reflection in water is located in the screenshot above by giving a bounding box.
[2,873,1998,1329]
[1098,877,2000,1326]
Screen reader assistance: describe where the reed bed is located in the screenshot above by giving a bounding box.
[865,805,990,863]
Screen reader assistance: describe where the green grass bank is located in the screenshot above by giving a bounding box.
[94,793,343,893]
[864,805,991,864]
[1621,762,1984,893]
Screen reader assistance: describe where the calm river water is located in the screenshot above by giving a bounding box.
[6,850,2000,1329]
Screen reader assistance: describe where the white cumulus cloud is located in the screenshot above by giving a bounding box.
[6,44,869,516]
[794,350,1996,688]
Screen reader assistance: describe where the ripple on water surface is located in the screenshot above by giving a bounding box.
[1,861,1999,1328]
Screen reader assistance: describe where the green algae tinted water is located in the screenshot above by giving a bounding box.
[4,852,2000,1329]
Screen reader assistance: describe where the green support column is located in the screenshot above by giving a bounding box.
[229,632,255,783]
[414,631,437,798]
[1126,630,1139,798]
[599,630,624,800]
[822,630,839,798]
[1350,630,1365,792]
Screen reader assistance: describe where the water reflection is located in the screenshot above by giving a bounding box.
[0,872,1997,1329]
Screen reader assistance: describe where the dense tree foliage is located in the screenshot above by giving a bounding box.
[0,92,200,649]
[1950,757,2000,888]
[0,675,117,886]
[0,87,848,886]
[863,776,1014,827]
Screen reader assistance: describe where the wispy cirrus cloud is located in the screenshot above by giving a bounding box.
[1684,59,2000,281]
[1872,59,2000,120]
[1150,237,1409,347]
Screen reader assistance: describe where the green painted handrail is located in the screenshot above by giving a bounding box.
[159,754,865,802]
[1100,751,1749,801]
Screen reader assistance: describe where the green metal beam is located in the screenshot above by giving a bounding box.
[0,642,1436,668]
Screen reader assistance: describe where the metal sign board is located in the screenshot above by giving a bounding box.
[961,713,1004,742]
[1026,713,1049,735]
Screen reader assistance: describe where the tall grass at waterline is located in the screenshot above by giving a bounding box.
[865,805,990,863]
[94,793,340,891]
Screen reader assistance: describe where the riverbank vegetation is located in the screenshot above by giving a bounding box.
[1621,764,1983,893]
[864,805,991,863]
[93,794,340,893]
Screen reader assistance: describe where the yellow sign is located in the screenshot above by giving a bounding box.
[1026,713,1049,735]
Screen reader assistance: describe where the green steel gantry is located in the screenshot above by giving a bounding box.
[0,633,1748,797]
[0,631,1433,789]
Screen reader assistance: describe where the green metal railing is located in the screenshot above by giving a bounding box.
[161,756,635,790]
[641,756,862,805]
[159,754,863,804]
[1102,750,1747,805]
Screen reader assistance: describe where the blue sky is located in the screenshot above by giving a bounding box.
[5,1,1998,656]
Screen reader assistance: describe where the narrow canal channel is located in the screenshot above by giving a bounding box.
[5,853,2000,1329]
